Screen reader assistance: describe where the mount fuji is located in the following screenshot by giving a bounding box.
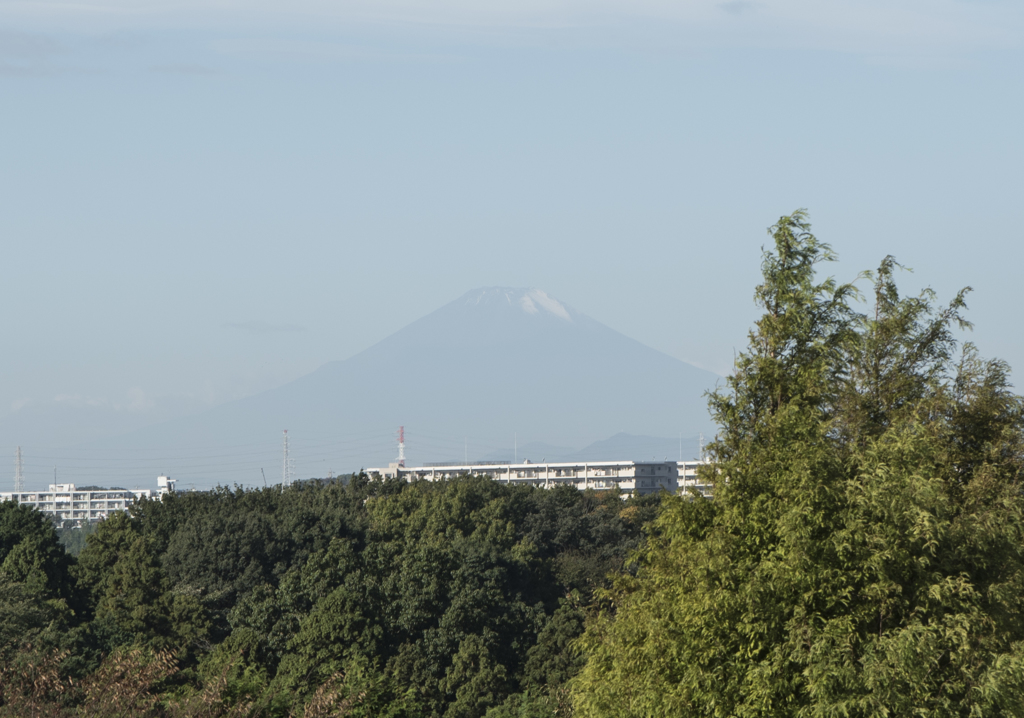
[75,288,722,487]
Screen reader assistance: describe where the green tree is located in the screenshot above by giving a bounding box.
[0,501,74,602]
[0,577,66,663]
[57,520,100,556]
[75,512,140,600]
[77,512,209,654]
[571,211,1024,717]
[0,464,660,714]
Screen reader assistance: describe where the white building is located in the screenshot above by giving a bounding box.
[369,459,712,497]
[677,460,713,498]
[0,477,170,525]
[158,475,177,496]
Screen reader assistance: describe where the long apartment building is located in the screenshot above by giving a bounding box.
[370,459,712,497]
[0,475,177,525]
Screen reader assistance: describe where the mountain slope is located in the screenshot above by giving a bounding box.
[82,288,721,487]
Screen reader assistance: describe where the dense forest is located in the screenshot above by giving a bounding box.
[6,211,1024,716]
[0,472,658,716]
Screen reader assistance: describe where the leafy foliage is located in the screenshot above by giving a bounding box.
[1,473,656,716]
[570,211,1024,717]
[0,501,74,602]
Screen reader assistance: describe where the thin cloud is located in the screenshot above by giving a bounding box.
[0,29,62,75]
[118,387,154,412]
[224,320,306,334]
[10,398,32,412]
[149,63,217,74]
[213,38,457,63]
[719,1,758,15]
[0,0,1019,57]
[0,29,61,58]
[53,394,107,408]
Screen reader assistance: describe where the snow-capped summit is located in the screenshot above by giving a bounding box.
[461,287,574,322]
[517,289,572,321]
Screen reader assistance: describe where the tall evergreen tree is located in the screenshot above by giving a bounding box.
[0,501,74,602]
[571,211,1024,717]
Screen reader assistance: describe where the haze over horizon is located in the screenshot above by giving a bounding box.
[2,0,1022,488]
[2,286,720,490]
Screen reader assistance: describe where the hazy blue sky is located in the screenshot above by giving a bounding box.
[2,0,1023,475]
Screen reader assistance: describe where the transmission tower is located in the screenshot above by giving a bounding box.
[14,447,23,493]
[397,426,405,467]
[282,430,294,484]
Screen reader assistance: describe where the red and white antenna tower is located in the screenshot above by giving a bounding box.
[397,426,405,466]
